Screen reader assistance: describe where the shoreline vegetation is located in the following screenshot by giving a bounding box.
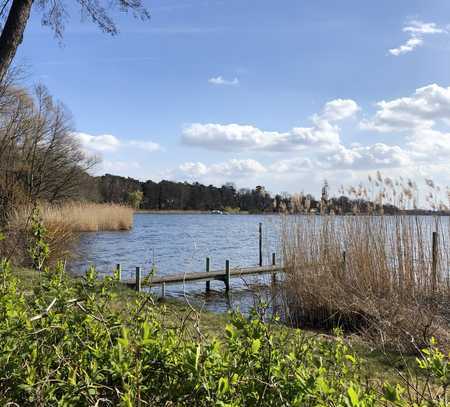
[11,202,134,233]
[280,214,450,352]
[3,265,448,405]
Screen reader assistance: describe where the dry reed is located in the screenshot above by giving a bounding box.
[35,201,134,232]
[280,177,450,352]
[281,214,450,352]
[4,202,134,265]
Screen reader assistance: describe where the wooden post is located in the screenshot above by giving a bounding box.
[135,266,141,292]
[432,231,438,292]
[205,257,211,293]
[224,260,230,292]
[116,263,122,281]
[259,222,263,266]
[161,282,166,298]
[271,253,276,285]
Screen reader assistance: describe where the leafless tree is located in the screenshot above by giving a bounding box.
[0,0,150,81]
[0,78,97,225]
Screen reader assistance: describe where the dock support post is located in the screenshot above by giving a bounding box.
[432,231,438,292]
[271,253,276,284]
[135,266,141,292]
[205,257,211,293]
[259,222,263,266]
[224,260,230,292]
[116,263,122,281]
[161,282,166,298]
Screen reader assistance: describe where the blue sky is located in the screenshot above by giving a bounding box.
[14,0,450,200]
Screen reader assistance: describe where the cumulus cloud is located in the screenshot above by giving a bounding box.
[178,83,450,181]
[73,132,162,154]
[357,83,450,169]
[320,99,360,121]
[266,143,413,174]
[361,84,450,132]
[180,159,266,178]
[389,20,445,56]
[73,132,120,152]
[208,76,239,86]
[322,143,413,170]
[182,98,359,152]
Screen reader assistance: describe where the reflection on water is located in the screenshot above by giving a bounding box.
[70,213,282,313]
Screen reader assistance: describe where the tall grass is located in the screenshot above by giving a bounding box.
[4,202,134,265]
[280,182,450,351]
[36,201,134,232]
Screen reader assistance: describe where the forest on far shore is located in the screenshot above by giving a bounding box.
[86,173,407,214]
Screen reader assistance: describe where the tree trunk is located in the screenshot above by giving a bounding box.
[0,0,34,82]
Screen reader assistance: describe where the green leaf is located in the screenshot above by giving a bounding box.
[347,386,359,406]
[195,344,201,371]
[251,338,261,354]
[217,377,229,396]
[225,324,236,339]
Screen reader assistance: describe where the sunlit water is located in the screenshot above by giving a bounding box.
[70,213,283,313]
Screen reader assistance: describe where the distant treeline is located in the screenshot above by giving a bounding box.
[83,174,406,214]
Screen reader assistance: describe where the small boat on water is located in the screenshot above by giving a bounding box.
[211,210,224,215]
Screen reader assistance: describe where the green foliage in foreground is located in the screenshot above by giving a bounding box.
[0,263,448,406]
[0,216,448,406]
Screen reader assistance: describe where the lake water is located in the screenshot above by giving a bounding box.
[70,213,450,314]
[70,213,283,313]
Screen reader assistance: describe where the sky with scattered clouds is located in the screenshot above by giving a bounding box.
[15,0,450,198]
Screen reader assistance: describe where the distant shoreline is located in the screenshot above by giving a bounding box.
[135,210,251,215]
[135,210,450,216]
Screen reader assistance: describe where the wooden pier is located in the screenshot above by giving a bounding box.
[117,224,284,295]
[119,253,283,295]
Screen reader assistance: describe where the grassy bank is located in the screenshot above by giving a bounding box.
[13,268,447,380]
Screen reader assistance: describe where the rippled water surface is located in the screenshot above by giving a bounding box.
[70,214,283,313]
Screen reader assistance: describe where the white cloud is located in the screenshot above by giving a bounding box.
[407,128,450,158]
[182,98,359,152]
[321,99,360,121]
[129,140,162,152]
[73,132,120,152]
[403,20,445,35]
[73,132,162,154]
[323,143,413,170]
[389,37,423,56]
[389,20,445,56]
[179,162,208,176]
[208,76,239,86]
[180,158,266,178]
[361,84,450,132]
[178,84,450,183]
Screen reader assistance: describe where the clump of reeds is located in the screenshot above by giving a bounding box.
[36,201,134,232]
[281,175,450,352]
[3,202,134,265]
